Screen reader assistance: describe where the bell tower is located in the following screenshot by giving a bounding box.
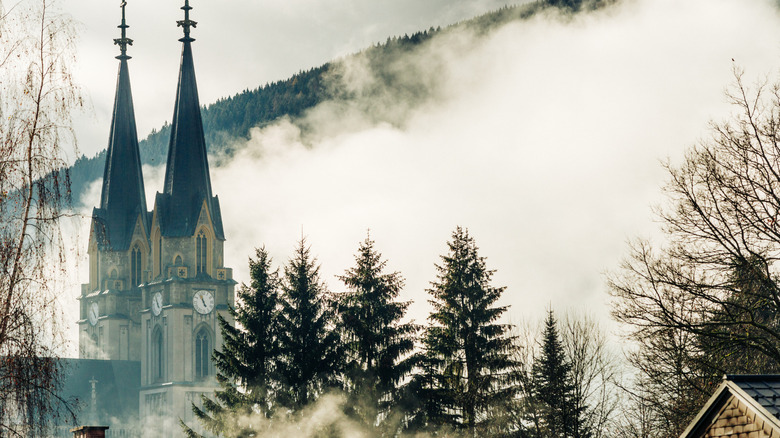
[139,0,235,428]
[79,0,149,362]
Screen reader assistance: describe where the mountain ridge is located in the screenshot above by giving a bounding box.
[68,0,610,205]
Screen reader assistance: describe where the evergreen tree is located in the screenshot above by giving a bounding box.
[415,227,521,434]
[335,234,418,434]
[532,310,587,438]
[276,238,343,410]
[182,247,281,438]
[547,0,582,10]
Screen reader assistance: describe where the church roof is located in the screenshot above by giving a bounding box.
[58,359,141,427]
[94,6,149,251]
[159,2,224,240]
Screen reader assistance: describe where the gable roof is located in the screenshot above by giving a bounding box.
[680,374,780,438]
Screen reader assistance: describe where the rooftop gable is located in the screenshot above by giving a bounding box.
[681,375,780,438]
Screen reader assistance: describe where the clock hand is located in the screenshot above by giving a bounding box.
[201,296,207,307]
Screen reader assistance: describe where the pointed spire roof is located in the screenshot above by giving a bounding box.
[95,1,149,251]
[158,0,224,239]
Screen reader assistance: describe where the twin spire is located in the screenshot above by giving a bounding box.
[97,0,223,251]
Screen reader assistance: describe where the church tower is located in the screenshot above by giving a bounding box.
[79,2,149,362]
[139,0,235,426]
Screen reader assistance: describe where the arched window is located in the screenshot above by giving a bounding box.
[196,231,207,275]
[194,328,210,380]
[131,244,142,286]
[174,255,182,266]
[152,327,164,382]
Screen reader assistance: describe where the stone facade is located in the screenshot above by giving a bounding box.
[78,214,147,361]
[77,2,235,433]
[139,202,234,424]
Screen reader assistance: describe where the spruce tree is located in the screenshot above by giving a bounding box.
[276,237,343,410]
[532,309,586,438]
[182,246,281,438]
[335,234,418,434]
[417,226,521,434]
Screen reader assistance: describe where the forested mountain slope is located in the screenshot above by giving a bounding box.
[68,0,610,204]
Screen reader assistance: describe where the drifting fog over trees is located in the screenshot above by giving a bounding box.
[10,0,780,435]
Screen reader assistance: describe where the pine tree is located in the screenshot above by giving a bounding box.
[335,234,419,434]
[276,237,343,410]
[181,247,281,438]
[532,310,587,438]
[416,227,521,434]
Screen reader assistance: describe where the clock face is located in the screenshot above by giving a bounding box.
[152,292,163,316]
[88,302,99,326]
[192,290,214,315]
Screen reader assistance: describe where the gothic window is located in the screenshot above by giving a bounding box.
[175,255,182,266]
[194,328,210,380]
[152,327,164,382]
[131,244,142,286]
[157,235,162,277]
[196,231,207,274]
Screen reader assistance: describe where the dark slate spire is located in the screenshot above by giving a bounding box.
[159,0,224,239]
[95,1,149,251]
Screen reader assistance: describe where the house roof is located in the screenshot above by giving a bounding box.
[728,374,780,418]
[680,374,780,438]
[59,359,141,426]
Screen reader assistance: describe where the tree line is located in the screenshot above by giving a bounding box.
[181,227,618,437]
[178,66,780,436]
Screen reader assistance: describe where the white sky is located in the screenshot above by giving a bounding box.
[61,0,780,355]
[69,0,521,157]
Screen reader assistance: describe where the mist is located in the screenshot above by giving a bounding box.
[65,0,780,353]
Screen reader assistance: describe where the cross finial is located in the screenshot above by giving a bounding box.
[177,0,197,43]
[113,1,133,60]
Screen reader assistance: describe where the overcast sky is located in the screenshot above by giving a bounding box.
[63,0,780,355]
[69,0,522,157]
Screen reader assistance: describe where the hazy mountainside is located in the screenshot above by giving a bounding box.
[68,0,611,205]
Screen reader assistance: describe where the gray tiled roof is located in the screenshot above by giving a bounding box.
[727,374,780,419]
[59,359,141,425]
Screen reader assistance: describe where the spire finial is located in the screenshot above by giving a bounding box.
[114,1,133,60]
[177,0,197,43]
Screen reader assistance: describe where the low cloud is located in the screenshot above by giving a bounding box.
[65,0,780,353]
[211,0,780,329]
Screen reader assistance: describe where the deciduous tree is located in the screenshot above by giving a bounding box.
[609,69,780,435]
[0,0,81,434]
